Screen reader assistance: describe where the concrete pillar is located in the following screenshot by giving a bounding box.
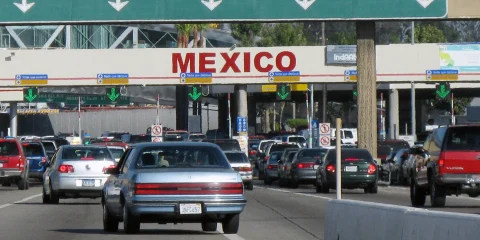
[388,89,399,140]
[247,95,256,134]
[235,85,248,136]
[9,102,18,137]
[175,86,189,131]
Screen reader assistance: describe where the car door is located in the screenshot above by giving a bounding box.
[416,132,435,186]
[110,147,136,215]
[43,149,59,194]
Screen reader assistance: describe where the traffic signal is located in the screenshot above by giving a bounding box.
[23,88,38,103]
[436,82,451,101]
[276,84,291,101]
[352,85,358,101]
[105,87,121,102]
[188,85,202,101]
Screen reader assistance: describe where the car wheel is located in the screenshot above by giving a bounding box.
[103,203,119,232]
[246,182,254,191]
[316,180,322,193]
[410,178,426,207]
[201,222,217,232]
[278,178,287,188]
[430,178,446,207]
[49,184,59,204]
[322,182,330,194]
[123,203,140,234]
[42,187,49,204]
[222,214,240,234]
[368,183,378,194]
[264,177,272,185]
[17,177,27,190]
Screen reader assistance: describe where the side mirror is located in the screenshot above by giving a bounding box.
[105,168,119,175]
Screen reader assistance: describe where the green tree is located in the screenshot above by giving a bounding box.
[257,23,307,47]
[231,23,263,47]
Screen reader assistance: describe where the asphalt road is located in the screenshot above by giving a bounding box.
[1,180,480,240]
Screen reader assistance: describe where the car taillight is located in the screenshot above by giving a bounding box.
[239,167,252,172]
[134,183,244,195]
[267,165,278,169]
[81,157,95,160]
[438,152,445,174]
[298,162,314,169]
[367,164,377,175]
[249,150,257,155]
[326,164,335,173]
[102,165,116,173]
[41,157,47,163]
[345,158,358,161]
[58,164,74,173]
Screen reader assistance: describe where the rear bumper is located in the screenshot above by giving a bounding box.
[0,169,23,178]
[294,170,316,182]
[128,195,247,217]
[29,170,45,179]
[326,174,377,188]
[265,169,278,178]
[55,176,108,192]
[239,172,253,182]
[436,174,480,193]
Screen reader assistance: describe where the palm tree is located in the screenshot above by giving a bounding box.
[197,24,209,48]
[175,24,195,48]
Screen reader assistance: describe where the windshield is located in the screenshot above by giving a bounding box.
[135,146,229,169]
[268,152,282,163]
[224,152,249,163]
[23,143,45,157]
[62,147,113,161]
[41,141,56,152]
[0,142,19,156]
[289,137,306,143]
[444,127,480,151]
[259,141,275,152]
[109,148,125,159]
[326,149,373,163]
[203,140,241,151]
[297,149,327,159]
[270,144,299,153]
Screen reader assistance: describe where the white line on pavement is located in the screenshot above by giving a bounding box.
[0,193,42,209]
[216,223,246,240]
[294,192,333,200]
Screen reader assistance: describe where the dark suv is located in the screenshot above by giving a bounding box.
[410,125,480,207]
[0,138,29,190]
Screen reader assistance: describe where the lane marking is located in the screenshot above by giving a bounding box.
[294,192,333,200]
[216,223,246,240]
[0,193,42,209]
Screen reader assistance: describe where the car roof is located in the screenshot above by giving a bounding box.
[223,151,245,154]
[132,142,220,148]
[62,145,108,149]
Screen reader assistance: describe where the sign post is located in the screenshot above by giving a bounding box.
[151,124,163,142]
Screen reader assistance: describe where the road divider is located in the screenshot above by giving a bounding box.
[324,199,480,240]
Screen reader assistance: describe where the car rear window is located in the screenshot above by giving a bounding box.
[379,141,410,152]
[444,127,480,151]
[268,152,282,163]
[23,143,44,157]
[259,141,275,151]
[287,151,298,162]
[109,148,125,159]
[0,142,19,156]
[289,137,306,143]
[41,141,56,152]
[326,149,373,163]
[270,144,299,153]
[204,140,241,151]
[297,149,328,159]
[62,147,113,161]
[136,146,229,169]
[224,152,249,163]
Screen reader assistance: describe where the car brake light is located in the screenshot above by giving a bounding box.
[102,165,117,173]
[265,156,270,160]
[367,164,377,174]
[345,158,358,161]
[134,183,244,195]
[249,150,257,155]
[41,157,47,163]
[81,157,95,160]
[326,164,335,173]
[267,165,278,169]
[239,167,252,172]
[298,163,314,168]
[58,164,74,173]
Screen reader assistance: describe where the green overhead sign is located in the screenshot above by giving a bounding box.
[1,0,447,25]
[27,92,130,105]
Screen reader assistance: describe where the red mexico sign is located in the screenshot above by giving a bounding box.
[172,51,297,74]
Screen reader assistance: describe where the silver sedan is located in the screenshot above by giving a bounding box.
[102,142,247,234]
[42,145,117,204]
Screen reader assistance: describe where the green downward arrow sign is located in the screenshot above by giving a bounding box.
[24,89,38,102]
[277,85,290,100]
[106,88,120,102]
[189,86,202,101]
[436,84,450,99]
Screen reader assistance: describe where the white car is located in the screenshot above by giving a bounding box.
[224,151,253,190]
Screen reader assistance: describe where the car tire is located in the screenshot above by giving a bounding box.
[322,182,330,194]
[222,214,240,234]
[278,178,287,188]
[264,177,272,185]
[49,184,60,204]
[42,187,49,204]
[316,181,322,193]
[410,178,426,207]
[430,178,446,207]
[201,222,217,232]
[17,177,28,190]
[103,204,119,232]
[365,183,378,194]
[246,182,254,191]
[123,203,140,234]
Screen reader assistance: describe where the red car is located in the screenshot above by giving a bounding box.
[0,138,30,190]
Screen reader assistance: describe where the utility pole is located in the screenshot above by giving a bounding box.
[321,22,327,123]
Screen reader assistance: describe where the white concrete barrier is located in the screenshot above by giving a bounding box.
[401,209,480,240]
[325,199,480,240]
[324,199,414,240]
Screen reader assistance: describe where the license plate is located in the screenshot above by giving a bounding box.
[179,203,202,215]
[345,166,358,172]
[82,179,95,187]
[314,165,319,169]
[0,163,3,168]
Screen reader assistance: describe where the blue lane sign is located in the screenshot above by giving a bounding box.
[236,116,248,133]
[15,74,48,80]
[311,120,319,129]
[344,70,357,81]
[425,69,458,81]
[97,73,129,84]
[97,74,129,79]
[180,72,213,84]
[268,71,300,83]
